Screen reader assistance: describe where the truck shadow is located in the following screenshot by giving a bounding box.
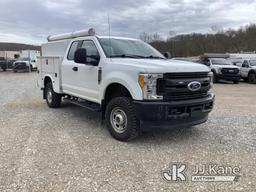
[60,102,202,145]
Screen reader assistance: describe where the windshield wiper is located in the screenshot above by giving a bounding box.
[110,54,145,58]
[145,55,165,60]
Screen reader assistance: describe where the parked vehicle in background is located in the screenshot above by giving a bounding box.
[240,59,256,84]
[37,29,215,141]
[200,56,240,84]
[0,57,15,71]
[13,58,36,72]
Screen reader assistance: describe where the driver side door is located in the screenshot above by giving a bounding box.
[75,40,101,103]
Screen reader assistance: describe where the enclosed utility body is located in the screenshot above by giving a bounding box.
[38,29,215,141]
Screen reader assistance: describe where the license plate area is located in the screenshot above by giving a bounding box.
[189,106,203,117]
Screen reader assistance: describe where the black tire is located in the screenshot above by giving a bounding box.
[213,73,218,83]
[13,70,17,73]
[2,68,6,71]
[45,82,62,108]
[248,73,256,84]
[105,97,140,141]
[233,80,240,84]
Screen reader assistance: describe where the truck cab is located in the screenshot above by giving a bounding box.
[38,29,215,141]
[240,59,256,83]
[200,57,240,84]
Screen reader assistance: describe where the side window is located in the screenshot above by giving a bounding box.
[206,59,211,66]
[67,41,79,60]
[81,41,99,56]
[242,61,249,68]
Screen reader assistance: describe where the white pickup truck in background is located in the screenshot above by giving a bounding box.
[199,56,241,84]
[240,59,256,83]
[37,29,215,141]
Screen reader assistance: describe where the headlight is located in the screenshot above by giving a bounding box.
[208,72,213,89]
[217,68,222,74]
[138,73,163,100]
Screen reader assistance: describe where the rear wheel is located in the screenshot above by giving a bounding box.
[248,73,256,84]
[45,82,62,108]
[105,97,140,141]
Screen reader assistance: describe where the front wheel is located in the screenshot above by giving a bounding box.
[105,97,140,141]
[233,80,240,84]
[248,73,256,84]
[45,82,62,108]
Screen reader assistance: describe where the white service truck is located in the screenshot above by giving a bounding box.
[38,29,215,141]
[240,59,256,83]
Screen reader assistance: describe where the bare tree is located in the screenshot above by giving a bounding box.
[139,32,153,43]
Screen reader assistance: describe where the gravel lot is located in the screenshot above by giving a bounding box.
[0,71,256,192]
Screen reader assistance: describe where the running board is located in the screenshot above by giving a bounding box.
[64,98,101,112]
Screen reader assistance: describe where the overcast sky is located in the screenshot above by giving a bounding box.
[0,0,256,45]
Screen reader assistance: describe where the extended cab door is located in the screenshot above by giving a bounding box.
[61,41,80,95]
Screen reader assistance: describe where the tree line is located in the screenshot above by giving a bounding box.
[140,24,256,57]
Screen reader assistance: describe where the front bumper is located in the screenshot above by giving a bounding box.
[215,74,240,81]
[13,65,29,71]
[133,93,215,130]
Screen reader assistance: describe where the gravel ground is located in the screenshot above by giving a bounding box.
[0,71,256,192]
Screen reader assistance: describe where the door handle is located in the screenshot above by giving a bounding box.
[72,67,78,71]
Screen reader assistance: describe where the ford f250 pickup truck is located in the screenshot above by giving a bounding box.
[200,56,241,84]
[38,29,215,141]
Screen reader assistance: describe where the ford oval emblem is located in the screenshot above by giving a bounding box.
[188,81,201,92]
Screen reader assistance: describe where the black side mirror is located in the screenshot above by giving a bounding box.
[74,48,87,64]
[164,52,171,59]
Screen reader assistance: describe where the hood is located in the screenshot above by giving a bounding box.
[110,58,210,73]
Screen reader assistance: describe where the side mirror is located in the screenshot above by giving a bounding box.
[164,52,171,59]
[74,48,87,64]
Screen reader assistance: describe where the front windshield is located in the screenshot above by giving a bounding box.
[211,59,232,65]
[249,60,256,66]
[21,58,30,61]
[99,38,165,59]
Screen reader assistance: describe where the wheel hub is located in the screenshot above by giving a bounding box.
[47,90,53,103]
[110,107,128,134]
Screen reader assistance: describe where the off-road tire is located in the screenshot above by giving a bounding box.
[105,97,140,141]
[45,82,62,108]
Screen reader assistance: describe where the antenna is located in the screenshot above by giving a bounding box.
[108,15,113,59]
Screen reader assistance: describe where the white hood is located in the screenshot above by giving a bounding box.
[110,58,210,73]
